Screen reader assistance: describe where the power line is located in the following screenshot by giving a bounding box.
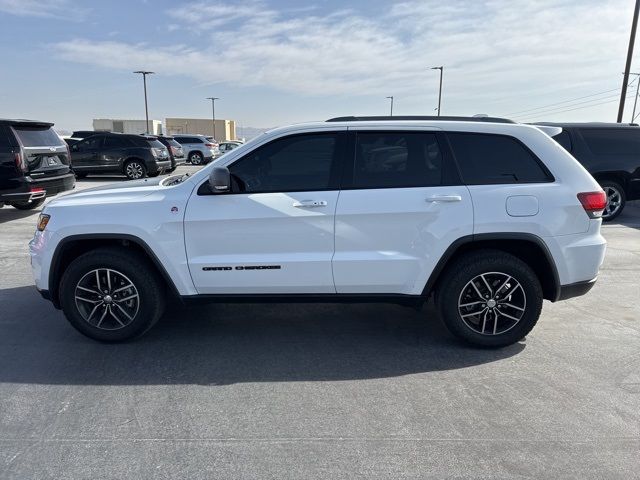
[518,93,636,120]
[502,80,636,117]
[511,93,623,119]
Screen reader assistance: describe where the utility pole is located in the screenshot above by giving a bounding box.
[431,66,443,116]
[617,0,640,123]
[386,96,394,116]
[206,97,219,139]
[133,71,154,134]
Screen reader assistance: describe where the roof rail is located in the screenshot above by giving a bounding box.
[326,115,515,124]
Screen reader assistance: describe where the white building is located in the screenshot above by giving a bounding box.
[92,119,163,135]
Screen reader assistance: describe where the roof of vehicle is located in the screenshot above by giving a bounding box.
[327,115,515,123]
[0,118,54,128]
[534,122,640,129]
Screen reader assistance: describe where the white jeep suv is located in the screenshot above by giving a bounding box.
[30,116,607,347]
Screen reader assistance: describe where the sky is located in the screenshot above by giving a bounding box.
[0,0,639,132]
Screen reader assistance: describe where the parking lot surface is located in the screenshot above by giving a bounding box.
[1,166,639,479]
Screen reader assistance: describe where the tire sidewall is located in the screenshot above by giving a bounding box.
[124,160,146,180]
[438,253,543,348]
[59,250,164,342]
[600,181,626,222]
[190,152,202,165]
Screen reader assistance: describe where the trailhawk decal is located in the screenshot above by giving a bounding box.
[203,265,282,271]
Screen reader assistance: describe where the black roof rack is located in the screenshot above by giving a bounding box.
[326,115,515,123]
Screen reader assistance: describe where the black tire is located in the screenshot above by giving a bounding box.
[189,151,203,165]
[436,249,543,348]
[600,180,626,221]
[59,248,165,342]
[124,160,147,180]
[11,198,45,210]
[75,172,88,179]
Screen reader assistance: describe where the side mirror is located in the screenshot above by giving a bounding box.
[208,166,231,193]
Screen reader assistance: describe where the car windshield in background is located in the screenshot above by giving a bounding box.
[13,127,64,147]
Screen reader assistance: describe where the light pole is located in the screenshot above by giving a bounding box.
[206,97,219,139]
[386,96,394,116]
[133,71,154,133]
[431,66,443,116]
[617,0,640,122]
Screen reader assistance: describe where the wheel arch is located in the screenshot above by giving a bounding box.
[49,234,181,308]
[592,171,629,193]
[423,233,561,302]
[121,156,147,173]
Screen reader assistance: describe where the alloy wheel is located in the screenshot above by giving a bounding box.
[191,153,202,165]
[126,163,144,179]
[457,272,526,335]
[74,268,140,330]
[603,186,622,220]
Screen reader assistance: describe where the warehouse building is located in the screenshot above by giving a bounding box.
[92,119,163,135]
[165,118,237,142]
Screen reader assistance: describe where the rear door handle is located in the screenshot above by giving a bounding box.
[293,200,328,208]
[425,195,462,203]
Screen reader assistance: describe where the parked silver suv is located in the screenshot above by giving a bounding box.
[172,135,219,165]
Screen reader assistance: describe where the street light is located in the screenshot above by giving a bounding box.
[206,97,219,139]
[133,71,154,134]
[386,96,394,116]
[431,66,443,116]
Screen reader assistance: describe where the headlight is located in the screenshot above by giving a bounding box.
[37,213,50,231]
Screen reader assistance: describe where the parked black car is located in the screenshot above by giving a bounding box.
[69,133,171,180]
[539,122,640,221]
[155,135,186,172]
[64,130,100,147]
[0,119,75,210]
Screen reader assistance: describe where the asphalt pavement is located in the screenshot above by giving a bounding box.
[0,167,639,479]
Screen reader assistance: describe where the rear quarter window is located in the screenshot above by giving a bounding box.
[448,132,552,184]
[147,139,165,149]
[580,128,640,155]
[13,127,65,147]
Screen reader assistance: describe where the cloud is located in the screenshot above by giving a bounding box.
[50,0,633,118]
[0,0,88,20]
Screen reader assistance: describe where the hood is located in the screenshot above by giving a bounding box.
[47,177,163,207]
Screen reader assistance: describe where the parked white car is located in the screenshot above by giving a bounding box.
[30,116,607,347]
[172,134,219,165]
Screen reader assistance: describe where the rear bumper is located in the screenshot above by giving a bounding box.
[29,173,76,197]
[557,278,597,301]
[0,173,73,203]
[148,160,172,174]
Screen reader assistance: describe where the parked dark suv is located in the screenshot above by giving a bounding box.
[0,119,75,210]
[69,133,171,180]
[538,122,640,220]
[155,135,186,172]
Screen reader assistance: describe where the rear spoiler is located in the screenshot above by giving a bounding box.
[532,125,562,137]
[9,120,54,129]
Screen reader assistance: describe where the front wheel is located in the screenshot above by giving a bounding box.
[11,198,45,210]
[436,250,543,348]
[59,248,165,342]
[600,180,626,221]
[124,160,146,180]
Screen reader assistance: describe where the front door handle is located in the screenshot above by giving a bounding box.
[426,194,462,203]
[293,200,328,208]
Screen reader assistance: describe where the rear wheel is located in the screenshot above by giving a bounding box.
[11,198,45,210]
[436,250,543,348]
[600,180,625,221]
[59,248,165,342]
[189,151,203,165]
[124,160,146,180]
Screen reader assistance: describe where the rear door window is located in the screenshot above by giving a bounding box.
[75,136,104,151]
[448,133,552,184]
[104,136,132,148]
[13,127,65,147]
[581,129,640,155]
[350,132,443,188]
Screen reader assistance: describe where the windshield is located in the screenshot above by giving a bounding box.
[13,127,65,147]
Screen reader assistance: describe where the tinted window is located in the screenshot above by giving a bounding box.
[352,132,442,188]
[552,131,572,152]
[581,129,640,155]
[104,136,132,148]
[166,139,181,148]
[13,127,65,147]
[147,139,165,149]
[448,133,551,184]
[75,136,103,151]
[230,133,340,193]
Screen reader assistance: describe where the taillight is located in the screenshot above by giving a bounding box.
[30,187,45,193]
[14,152,27,172]
[577,191,607,218]
[205,143,214,147]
